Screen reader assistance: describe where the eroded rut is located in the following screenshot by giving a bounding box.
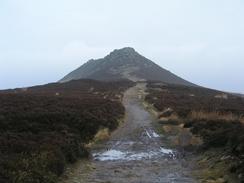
[60,83,198,183]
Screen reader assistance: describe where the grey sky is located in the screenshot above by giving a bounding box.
[0,0,244,93]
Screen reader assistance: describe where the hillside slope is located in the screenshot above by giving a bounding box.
[0,79,134,183]
[145,81,244,182]
[60,47,196,86]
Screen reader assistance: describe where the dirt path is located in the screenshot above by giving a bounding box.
[60,83,198,183]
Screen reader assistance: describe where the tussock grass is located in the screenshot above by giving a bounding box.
[94,128,110,143]
[158,113,182,125]
[160,110,243,125]
[168,113,180,121]
[188,111,239,122]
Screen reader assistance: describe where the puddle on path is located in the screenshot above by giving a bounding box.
[93,129,175,162]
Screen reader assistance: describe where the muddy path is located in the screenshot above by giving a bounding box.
[60,83,198,183]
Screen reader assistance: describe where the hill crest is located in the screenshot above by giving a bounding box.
[60,47,195,86]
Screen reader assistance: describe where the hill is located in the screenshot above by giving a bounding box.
[60,47,196,86]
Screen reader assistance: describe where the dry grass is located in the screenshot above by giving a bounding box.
[189,111,239,122]
[168,113,180,121]
[240,116,244,124]
[158,113,182,125]
[93,128,110,142]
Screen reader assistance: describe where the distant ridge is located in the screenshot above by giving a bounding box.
[60,47,196,86]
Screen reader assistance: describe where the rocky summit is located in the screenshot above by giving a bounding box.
[60,47,195,86]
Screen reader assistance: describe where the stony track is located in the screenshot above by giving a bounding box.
[60,83,198,183]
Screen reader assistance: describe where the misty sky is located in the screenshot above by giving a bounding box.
[0,0,244,93]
